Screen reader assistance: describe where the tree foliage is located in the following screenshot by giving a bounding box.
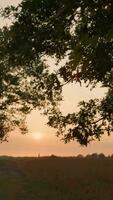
[0,0,113,145]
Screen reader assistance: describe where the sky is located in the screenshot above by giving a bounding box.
[0,0,113,157]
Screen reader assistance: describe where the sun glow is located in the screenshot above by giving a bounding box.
[31,132,43,140]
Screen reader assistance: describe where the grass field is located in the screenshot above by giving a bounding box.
[0,156,113,200]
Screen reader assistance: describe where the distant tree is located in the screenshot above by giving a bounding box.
[0,0,113,145]
[91,153,99,159]
[50,154,57,158]
[38,154,40,158]
[110,154,113,159]
[76,154,84,158]
[98,153,106,159]
[86,154,91,159]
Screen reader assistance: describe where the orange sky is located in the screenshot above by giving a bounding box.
[0,0,113,157]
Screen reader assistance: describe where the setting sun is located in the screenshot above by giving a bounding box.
[31,132,43,140]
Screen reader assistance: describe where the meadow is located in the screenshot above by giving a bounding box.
[0,156,113,200]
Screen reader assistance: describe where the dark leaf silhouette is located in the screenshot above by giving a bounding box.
[0,0,113,145]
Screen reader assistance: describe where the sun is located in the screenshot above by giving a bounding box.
[31,131,43,140]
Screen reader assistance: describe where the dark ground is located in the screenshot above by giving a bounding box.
[0,156,113,200]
